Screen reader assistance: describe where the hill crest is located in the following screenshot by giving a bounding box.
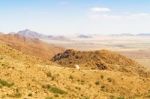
[0,34,64,60]
[52,49,149,76]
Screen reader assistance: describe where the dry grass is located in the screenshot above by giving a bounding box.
[0,42,150,99]
[0,34,64,60]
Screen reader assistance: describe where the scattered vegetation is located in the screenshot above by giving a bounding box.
[146,95,150,98]
[81,80,85,85]
[9,93,22,98]
[107,77,112,82]
[80,96,90,99]
[8,89,22,98]
[46,72,52,77]
[45,97,53,99]
[52,49,143,75]
[1,63,9,67]
[100,75,104,79]
[109,95,115,99]
[0,58,10,67]
[54,94,59,97]
[43,84,67,94]
[0,79,14,88]
[69,75,73,80]
[46,72,56,81]
[0,40,149,98]
[117,96,125,99]
[28,93,32,97]
[95,81,100,85]
[101,85,106,91]
[51,76,55,81]
[75,86,81,90]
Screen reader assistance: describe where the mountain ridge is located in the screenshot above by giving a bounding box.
[17,29,70,41]
[52,49,149,77]
[0,34,64,60]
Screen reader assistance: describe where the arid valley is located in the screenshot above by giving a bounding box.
[44,35,150,69]
[0,30,150,99]
[1,0,150,99]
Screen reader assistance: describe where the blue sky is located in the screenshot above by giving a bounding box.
[0,0,150,35]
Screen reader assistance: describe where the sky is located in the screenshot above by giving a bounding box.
[0,0,150,35]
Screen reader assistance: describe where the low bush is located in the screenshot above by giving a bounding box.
[43,84,67,94]
[0,79,14,88]
[95,81,100,85]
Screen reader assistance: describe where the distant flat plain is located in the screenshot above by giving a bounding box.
[43,36,150,68]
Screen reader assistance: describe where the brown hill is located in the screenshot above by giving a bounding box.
[52,49,149,76]
[0,43,150,99]
[0,34,64,60]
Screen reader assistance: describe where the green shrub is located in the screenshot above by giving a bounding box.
[54,94,59,97]
[45,97,53,99]
[0,62,9,67]
[81,96,90,99]
[100,75,104,79]
[81,80,85,85]
[43,85,67,94]
[46,72,52,77]
[107,78,112,82]
[101,85,105,91]
[28,93,32,97]
[51,76,55,81]
[117,96,125,99]
[101,85,105,89]
[69,75,73,80]
[146,94,150,98]
[75,86,81,90]
[0,79,14,88]
[95,81,100,85]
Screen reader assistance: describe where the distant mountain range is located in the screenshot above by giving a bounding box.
[77,34,92,38]
[136,33,150,36]
[17,29,70,41]
[110,33,134,36]
[110,33,150,36]
[0,29,149,40]
[17,29,46,39]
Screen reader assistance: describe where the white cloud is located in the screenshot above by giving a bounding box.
[86,11,150,34]
[89,12,150,20]
[90,7,111,13]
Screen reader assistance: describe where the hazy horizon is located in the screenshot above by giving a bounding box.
[1,0,150,35]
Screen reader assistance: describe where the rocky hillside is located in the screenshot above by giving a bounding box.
[0,34,64,60]
[0,43,150,99]
[0,38,150,99]
[52,49,149,77]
